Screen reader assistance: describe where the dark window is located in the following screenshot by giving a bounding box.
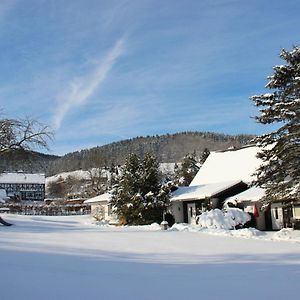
[275,207,279,219]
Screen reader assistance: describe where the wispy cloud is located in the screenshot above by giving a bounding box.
[52,37,125,129]
[55,94,161,140]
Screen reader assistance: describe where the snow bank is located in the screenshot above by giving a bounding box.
[272,228,300,242]
[169,223,189,231]
[230,228,262,238]
[169,223,263,239]
[131,222,161,231]
[196,208,251,230]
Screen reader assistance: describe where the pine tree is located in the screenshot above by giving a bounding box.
[251,46,300,202]
[174,153,200,186]
[111,153,170,225]
[200,148,210,164]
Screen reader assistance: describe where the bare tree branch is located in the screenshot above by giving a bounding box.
[0,116,53,154]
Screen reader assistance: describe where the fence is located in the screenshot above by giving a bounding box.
[0,203,91,216]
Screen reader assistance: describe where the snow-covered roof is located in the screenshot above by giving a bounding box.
[0,172,45,184]
[171,180,243,202]
[190,146,262,186]
[225,186,265,203]
[84,192,112,204]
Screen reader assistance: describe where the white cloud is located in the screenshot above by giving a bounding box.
[52,37,125,129]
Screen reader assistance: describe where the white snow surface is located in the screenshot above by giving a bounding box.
[0,214,299,300]
[46,168,110,184]
[190,146,262,186]
[46,163,176,186]
[196,208,251,230]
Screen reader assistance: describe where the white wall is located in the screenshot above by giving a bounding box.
[169,201,184,223]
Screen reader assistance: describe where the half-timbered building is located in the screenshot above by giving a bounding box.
[0,172,45,201]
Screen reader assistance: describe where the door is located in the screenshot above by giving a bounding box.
[283,206,293,228]
[187,203,196,224]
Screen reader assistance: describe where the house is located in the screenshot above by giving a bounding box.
[84,193,118,224]
[224,186,267,230]
[226,186,300,230]
[0,172,45,201]
[169,145,263,225]
[170,180,248,224]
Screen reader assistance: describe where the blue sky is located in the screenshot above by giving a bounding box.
[0,0,299,155]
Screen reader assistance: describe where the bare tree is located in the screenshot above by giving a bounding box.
[87,168,107,196]
[0,117,53,154]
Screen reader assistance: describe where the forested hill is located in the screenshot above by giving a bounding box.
[0,150,59,174]
[48,132,254,175]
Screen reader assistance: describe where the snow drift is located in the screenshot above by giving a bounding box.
[196,208,251,230]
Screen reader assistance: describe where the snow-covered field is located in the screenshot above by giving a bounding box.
[0,215,300,300]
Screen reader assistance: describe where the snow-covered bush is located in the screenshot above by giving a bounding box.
[196,208,251,230]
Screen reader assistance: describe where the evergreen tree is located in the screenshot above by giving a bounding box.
[200,148,210,164]
[111,153,170,225]
[251,46,300,202]
[174,153,200,186]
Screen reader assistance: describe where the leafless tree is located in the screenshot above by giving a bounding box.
[87,168,108,196]
[0,117,53,154]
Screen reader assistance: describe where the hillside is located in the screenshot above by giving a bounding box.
[0,131,254,176]
[48,131,254,175]
[0,150,59,174]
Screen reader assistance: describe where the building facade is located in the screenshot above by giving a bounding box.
[0,172,45,201]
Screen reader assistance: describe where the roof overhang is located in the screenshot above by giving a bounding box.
[171,180,245,202]
[225,186,265,204]
[84,192,112,204]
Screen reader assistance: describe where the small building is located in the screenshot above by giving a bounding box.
[224,186,267,230]
[0,172,45,201]
[170,180,248,224]
[170,146,263,225]
[84,193,118,224]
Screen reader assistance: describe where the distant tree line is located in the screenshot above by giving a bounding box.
[47,132,253,175]
[0,131,253,175]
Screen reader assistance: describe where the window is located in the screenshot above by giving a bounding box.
[294,206,300,219]
[275,207,279,219]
